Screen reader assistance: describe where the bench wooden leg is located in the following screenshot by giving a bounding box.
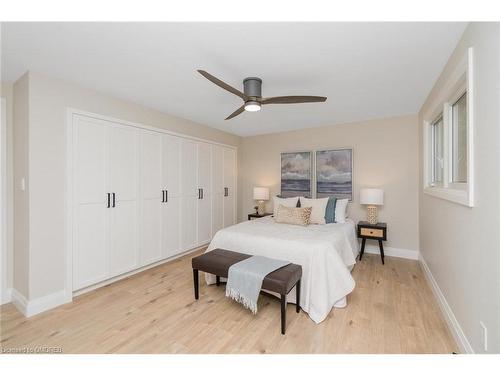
[296,279,301,313]
[216,275,220,286]
[193,269,199,300]
[281,294,286,335]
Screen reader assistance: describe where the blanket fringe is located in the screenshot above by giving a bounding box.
[226,287,258,314]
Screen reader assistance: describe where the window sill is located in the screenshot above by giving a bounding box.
[423,186,473,207]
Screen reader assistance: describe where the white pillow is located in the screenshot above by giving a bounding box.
[273,196,300,217]
[300,197,329,224]
[335,199,349,223]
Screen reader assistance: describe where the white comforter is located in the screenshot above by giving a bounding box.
[205,216,359,323]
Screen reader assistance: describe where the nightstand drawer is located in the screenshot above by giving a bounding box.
[360,227,384,238]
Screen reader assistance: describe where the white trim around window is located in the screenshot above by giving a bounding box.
[422,47,474,207]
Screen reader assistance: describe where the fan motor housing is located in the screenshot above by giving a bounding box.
[243,77,262,98]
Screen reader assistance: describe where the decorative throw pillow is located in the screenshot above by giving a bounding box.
[273,196,300,217]
[334,199,349,223]
[325,197,337,223]
[277,195,302,207]
[299,197,329,224]
[275,205,312,226]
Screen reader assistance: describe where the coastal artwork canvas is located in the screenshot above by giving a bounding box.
[316,149,353,200]
[280,152,312,198]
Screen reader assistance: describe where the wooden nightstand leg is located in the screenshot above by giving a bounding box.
[359,238,366,260]
[378,240,385,265]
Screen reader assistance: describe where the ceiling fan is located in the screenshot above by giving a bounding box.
[197,70,327,120]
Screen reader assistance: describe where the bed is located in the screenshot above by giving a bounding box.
[204,216,359,324]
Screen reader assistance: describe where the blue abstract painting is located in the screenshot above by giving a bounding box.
[316,149,352,200]
[280,152,312,198]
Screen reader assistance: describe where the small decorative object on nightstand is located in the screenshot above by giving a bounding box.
[248,212,273,220]
[253,187,270,215]
[357,221,387,264]
[360,188,384,224]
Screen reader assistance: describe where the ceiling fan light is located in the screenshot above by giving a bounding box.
[244,101,261,112]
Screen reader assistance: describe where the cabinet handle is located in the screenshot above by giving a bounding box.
[165,190,168,203]
[201,188,204,199]
[162,190,165,203]
[107,193,110,208]
[112,193,116,207]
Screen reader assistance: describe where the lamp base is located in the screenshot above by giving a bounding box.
[257,201,266,215]
[366,205,378,225]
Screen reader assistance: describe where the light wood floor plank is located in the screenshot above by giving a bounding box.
[0,252,457,354]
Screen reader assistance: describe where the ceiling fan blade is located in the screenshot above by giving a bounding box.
[197,70,248,101]
[261,96,327,105]
[225,105,245,120]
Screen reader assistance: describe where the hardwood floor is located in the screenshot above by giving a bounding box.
[0,252,457,354]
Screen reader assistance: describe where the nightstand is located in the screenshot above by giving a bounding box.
[248,213,273,220]
[357,221,387,264]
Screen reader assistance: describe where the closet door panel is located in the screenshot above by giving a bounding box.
[181,196,197,250]
[211,193,223,236]
[163,135,182,197]
[109,201,138,276]
[75,117,107,203]
[181,139,197,197]
[140,131,162,265]
[142,131,162,199]
[211,145,224,195]
[163,196,181,258]
[108,124,138,201]
[197,196,211,245]
[73,197,108,289]
[197,143,211,195]
[141,199,162,265]
[223,148,236,227]
[211,145,224,237]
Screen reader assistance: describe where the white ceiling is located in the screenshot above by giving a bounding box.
[1,22,467,136]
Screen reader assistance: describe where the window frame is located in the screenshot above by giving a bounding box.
[429,113,444,187]
[422,47,474,207]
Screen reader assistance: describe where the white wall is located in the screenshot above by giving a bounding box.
[238,114,419,253]
[418,23,500,353]
[13,71,240,304]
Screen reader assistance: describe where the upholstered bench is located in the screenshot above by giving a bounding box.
[192,249,302,334]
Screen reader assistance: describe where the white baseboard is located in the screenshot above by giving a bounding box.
[1,287,12,305]
[419,253,474,354]
[11,288,71,318]
[364,244,419,260]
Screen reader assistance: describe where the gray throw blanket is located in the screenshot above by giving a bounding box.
[226,255,290,314]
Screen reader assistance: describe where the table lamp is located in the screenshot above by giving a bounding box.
[360,188,384,224]
[253,187,269,215]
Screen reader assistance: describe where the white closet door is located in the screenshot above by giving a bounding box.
[162,134,181,197]
[223,147,236,227]
[181,139,198,250]
[211,145,224,236]
[140,130,163,266]
[161,134,182,257]
[108,124,139,276]
[197,143,212,244]
[73,116,108,290]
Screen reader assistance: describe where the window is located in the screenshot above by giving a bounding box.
[423,47,474,207]
[430,115,444,185]
[452,93,467,183]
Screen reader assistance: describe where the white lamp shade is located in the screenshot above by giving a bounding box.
[360,188,384,205]
[253,187,269,201]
